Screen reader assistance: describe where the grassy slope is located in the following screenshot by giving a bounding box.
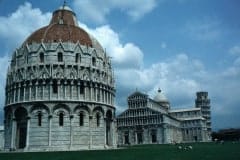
[0,142,240,160]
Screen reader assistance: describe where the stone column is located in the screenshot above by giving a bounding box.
[13,84,16,103]
[42,81,45,100]
[70,115,74,149]
[104,118,107,147]
[85,83,88,101]
[163,124,167,144]
[100,86,103,102]
[25,116,30,150]
[23,82,26,101]
[112,120,117,147]
[107,91,110,104]
[11,118,16,149]
[29,81,32,101]
[135,131,137,145]
[70,81,74,100]
[110,119,115,146]
[64,80,67,99]
[18,84,20,102]
[103,90,105,103]
[35,81,38,100]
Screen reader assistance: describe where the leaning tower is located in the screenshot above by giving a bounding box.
[195,92,211,139]
[4,4,116,151]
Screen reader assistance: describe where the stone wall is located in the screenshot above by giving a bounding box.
[0,127,4,150]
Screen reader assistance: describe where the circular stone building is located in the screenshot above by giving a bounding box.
[4,5,116,151]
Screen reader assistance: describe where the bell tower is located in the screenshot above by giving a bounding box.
[195,92,211,139]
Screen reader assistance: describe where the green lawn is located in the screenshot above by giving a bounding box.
[0,142,240,160]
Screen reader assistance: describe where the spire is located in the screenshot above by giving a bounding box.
[63,0,67,9]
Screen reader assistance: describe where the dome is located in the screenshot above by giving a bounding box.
[23,5,103,51]
[154,89,169,102]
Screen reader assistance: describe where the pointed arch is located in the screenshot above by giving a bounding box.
[69,67,77,79]
[82,69,90,80]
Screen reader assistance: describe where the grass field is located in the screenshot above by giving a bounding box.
[0,142,240,160]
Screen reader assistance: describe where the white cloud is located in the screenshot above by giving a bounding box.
[72,0,157,23]
[229,45,240,55]
[106,53,205,110]
[78,23,144,69]
[0,2,51,50]
[161,42,167,49]
[229,45,240,66]
[184,19,221,41]
[0,55,10,121]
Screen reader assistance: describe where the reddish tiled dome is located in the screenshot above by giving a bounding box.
[24,6,93,47]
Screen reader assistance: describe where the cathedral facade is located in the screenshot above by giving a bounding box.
[4,5,116,151]
[117,90,211,146]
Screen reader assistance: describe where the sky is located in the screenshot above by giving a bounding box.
[0,0,240,130]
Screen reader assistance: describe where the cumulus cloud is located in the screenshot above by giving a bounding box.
[72,0,157,23]
[184,19,221,41]
[0,55,9,125]
[229,45,240,55]
[161,42,167,49]
[0,2,51,51]
[78,22,144,69]
[229,45,240,66]
[115,54,204,108]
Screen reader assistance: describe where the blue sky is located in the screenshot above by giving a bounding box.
[0,0,240,130]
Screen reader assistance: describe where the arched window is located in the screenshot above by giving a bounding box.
[75,53,81,63]
[96,113,100,127]
[79,112,84,126]
[38,112,42,126]
[58,52,63,62]
[75,53,79,63]
[59,112,64,126]
[92,57,96,66]
[40,52,44,63]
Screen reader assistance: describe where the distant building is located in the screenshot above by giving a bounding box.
[117,90,211,145]
[195,92,211,137]
[0,126,4,150]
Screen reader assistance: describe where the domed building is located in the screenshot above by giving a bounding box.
[117,90,211,145]
[153,89,170,110]
[4,4,116,151]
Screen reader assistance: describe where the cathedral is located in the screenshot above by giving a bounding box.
[4,4,116,151]
[117,90,211,145]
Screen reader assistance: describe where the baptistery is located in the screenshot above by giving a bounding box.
[4,4,116,151]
